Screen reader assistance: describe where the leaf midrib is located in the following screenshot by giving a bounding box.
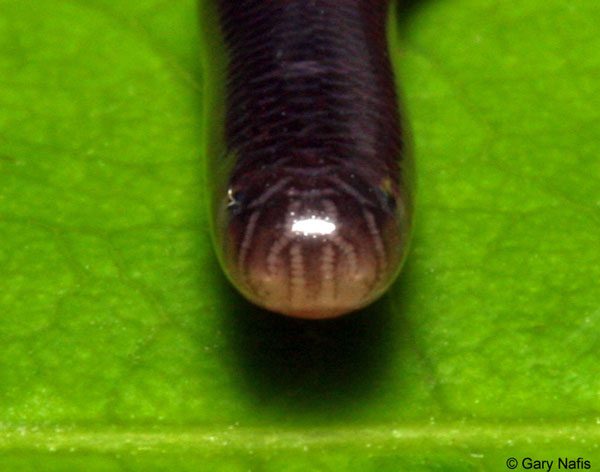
[0,422,597,453]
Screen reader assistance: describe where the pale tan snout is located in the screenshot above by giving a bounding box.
[232,204,393,318]
[245,230,381,318]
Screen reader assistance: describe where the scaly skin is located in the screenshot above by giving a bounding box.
[207,0,413,318]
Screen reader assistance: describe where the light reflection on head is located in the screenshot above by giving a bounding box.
[291,216,336,237]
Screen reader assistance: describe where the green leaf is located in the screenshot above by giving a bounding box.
[1,0,598,470]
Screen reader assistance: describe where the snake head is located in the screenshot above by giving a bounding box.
[214,168,411,319]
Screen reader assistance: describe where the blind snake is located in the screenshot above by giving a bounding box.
[200,0,413,318]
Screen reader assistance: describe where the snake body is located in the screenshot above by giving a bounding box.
[201,0,413,318]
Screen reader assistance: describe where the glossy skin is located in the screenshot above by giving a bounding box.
[208,0,413,318]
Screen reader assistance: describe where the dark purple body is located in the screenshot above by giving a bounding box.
[211,0,413,318]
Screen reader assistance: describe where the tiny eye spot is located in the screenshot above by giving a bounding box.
[227,188,236,207]
[227,188,245,215]
[385,193,397,212]
[374,187,397,213]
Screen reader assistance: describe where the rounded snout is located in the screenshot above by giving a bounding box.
[219,185,408,318]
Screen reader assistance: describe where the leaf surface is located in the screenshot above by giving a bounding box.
[0,0,598,469]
